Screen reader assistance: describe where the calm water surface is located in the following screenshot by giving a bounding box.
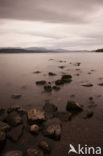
[0,52,103,155]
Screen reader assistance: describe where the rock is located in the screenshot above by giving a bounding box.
[43,118,62,140]
[0,109,8,121]
[52,85,60,91]
[26,147,44,156]
[30,124,40,134]
[48,72,56,76]
[0,121,10,132]
[36,81,46,85]
[59,66,65,69]
[7,106,21,113]
[89,97,93,100]
[55,79,64,85]
[44,85,52,92]
[33,71,41,74]
[7,125,24,142]
[81,83,93,87]
[7,111,22,126]
[3,150,23,156]
[54,112,72,121]
[11,94,22,99]
[83,111,94,119]
[43,103,58,113]
[75,62,81,66]
[38,141,51,153]
[28,109,46,124]
[66,101,83,112]
[61,74,72,80]
[98,83,103,86]
[0,130,6,145]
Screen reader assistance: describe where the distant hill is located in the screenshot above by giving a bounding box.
[96,48,103,52]
[0,47,90,53]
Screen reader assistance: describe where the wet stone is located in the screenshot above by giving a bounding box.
[38,141,51,153]
[3,150,23,156]
[66,101,83,112]
[7,111,22,126]
[26,147,44,156]
[52,85,60,91]
[43,103,58,113]
[44,85,52,92]
[0,121,10,132]
[33,71,41,74]
[30,124,40,134]
[48,72,56,76]
[36,80,46,85]
[7,125,24,142]
[81,83,93,87]
[98,83,103,86]
[28,109,46,124]
[11,94,22,99]
[43,118,62,140]
[55,79,64,85]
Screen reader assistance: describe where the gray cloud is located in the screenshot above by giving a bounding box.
[0,0,103,23]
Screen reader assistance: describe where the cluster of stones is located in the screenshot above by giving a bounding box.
[36,74,72,92]
[0,100,83,156]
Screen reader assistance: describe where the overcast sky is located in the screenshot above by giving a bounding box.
[0,0,103,50]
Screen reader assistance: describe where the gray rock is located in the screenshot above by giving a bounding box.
[3,150,23,156]
[26,147,44,156]
[7,111,22,126]
[7,125,24,142]
[30,124,40,134]
[28,109,46,124]
[38,141,51,153]
[66,101,83,112]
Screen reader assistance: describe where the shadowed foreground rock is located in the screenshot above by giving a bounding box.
[38,140,51,153]
[26,147,44,156]
[66,101,83,112]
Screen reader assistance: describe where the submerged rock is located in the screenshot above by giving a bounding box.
[38,141,51,153]
[54,112,72,121]
[28,109,46,124]
[98,83,103,86]
[3,150,23,156]
[36,81,46,85]
[61,74,72,80]
[59,66,65,69]
[44,85,52,92]
[11,94,22,99]
[66,101,83,112]
[48,72,56,76]
[55,79,64,85]
[81,83,93,87]
[43,118,62,140]
[30,124,40,134]
[26,147,44,156]
[33,71,41,74]
[52,85,60,91]
[43,103,58,113]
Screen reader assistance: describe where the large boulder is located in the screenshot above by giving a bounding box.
[28,109,46,124]
[66,101,83,112]
[3,150,23,156]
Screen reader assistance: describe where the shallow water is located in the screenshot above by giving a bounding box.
[0,52,103,155]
